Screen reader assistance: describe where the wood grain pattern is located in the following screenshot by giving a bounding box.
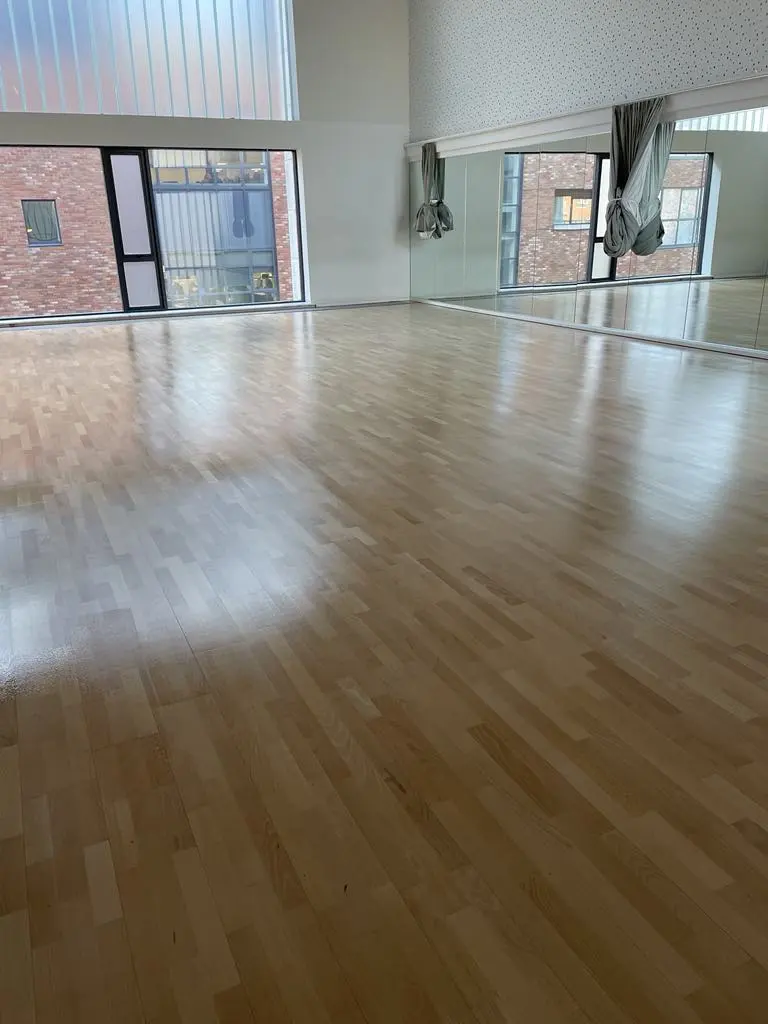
[2,303,768,1021]
[443,277,768,350]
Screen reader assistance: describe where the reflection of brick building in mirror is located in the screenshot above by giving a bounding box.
[514,152,707,286]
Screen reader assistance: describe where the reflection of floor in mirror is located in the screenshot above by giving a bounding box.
[436,277,768,350]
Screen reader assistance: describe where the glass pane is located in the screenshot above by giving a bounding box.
[680,188,700,218]
[591,243,611,278]
[532,146,592,326]
[0,0,296,120]
[686,125,759,349]
[111,154,151,255]
[500,238,516,262]
[0,146,122,318]
[123,261,160,308]
[157,167,186,184]
[676,220,695,245]
[531,154,593,284]
[244,166,267,185]
[595,158,611,236]
[502,208,519,234]
[661,189,680,219]
[618,155,708,281]
[151,148,303,307]
[500,258,517,288]
[21,199,61,245]
[499,153,523,292]
[571,197,592,224]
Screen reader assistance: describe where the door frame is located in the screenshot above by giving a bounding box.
[101,147,167,312]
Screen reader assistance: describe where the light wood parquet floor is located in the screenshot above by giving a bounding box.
[443,277,768,351]
[3,304,768,1022]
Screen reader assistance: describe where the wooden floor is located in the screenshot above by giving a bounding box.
[3,304,768,1022]
[444,277,768,350]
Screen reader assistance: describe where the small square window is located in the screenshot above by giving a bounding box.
[552,189,592,228]
[22,200,61,246]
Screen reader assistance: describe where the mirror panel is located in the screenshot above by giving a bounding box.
[409,102,768,358]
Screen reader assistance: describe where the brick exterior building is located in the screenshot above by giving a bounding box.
[515,152,706,287]
[0,147,298,319]
[269,151,297,302]
[0,147,122,317]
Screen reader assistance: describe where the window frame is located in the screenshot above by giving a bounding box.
[499,153,524,288]
[660,183,704,249]
[21,198,62,247]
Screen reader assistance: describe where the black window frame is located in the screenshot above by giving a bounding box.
[21,198,62,247]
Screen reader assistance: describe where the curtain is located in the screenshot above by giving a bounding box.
[25,200,59,243]
[603,98,675,258]
[414,143,454,240]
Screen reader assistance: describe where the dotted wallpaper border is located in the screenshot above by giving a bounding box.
[410,0,768,140]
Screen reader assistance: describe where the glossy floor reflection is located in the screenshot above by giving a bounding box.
[3,305,768,1022]
[441,276,768,350]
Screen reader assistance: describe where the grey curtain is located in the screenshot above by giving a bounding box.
[24,200,59,243]
[604,98,675,258]
[414,143,454,240]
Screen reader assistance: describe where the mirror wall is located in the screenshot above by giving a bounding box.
[410,105,768,353]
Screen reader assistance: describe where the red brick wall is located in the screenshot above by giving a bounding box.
[269,151,296,301]
[517,153,596,286]
[0,147,122,317]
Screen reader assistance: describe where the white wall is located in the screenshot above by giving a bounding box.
[410,0,768,140]
[0,0,411,308]
[705,133,768,279]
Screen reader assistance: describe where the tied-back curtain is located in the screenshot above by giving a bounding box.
[414,143,454,240]
[604,98,675,258]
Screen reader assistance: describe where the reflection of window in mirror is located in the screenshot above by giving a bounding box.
[661,185,703,247]
[552,189,592,229]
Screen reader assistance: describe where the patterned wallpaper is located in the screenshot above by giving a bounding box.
[410,0,768,140]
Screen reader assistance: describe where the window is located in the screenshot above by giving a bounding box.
[661,186,703,247]
[553,189,592,229]
[21,199,61,246]
[500,154,523,287]
[0,0,297,120]
[151,151,268,188]
[150,148,302,307]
